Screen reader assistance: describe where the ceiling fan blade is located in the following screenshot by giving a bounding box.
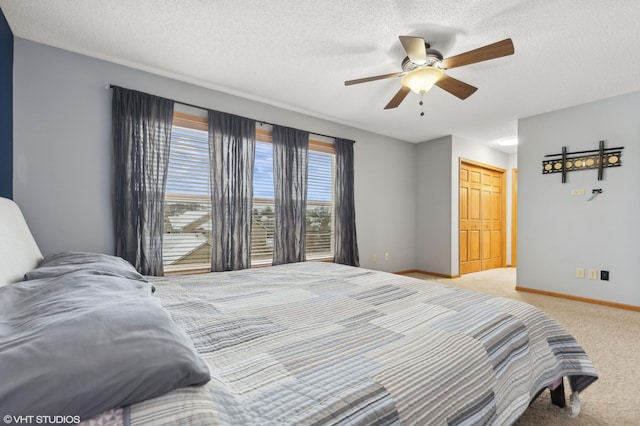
[435,74,478,100]
[441,38,514,70]
[344,71,404,86]
[384,86,411,109]
[399,36,427,64]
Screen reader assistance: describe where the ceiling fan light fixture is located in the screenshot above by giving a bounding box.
[401,67,443,94]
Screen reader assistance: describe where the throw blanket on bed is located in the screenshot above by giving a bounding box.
[124,262,597,425]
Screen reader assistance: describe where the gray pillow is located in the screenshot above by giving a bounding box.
[25,251,146,282]
[0,270,210,420]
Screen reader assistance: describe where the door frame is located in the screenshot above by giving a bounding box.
[511,168,518,267]
[459,159,507,274]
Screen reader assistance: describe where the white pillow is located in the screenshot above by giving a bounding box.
[0,197,44,286]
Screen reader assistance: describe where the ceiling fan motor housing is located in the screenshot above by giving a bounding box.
[402,43,444,72]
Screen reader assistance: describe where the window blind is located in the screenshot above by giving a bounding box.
[252,141,276,264]
[251,138,335,265]
[163,123,212,271]
[306,149,335,259]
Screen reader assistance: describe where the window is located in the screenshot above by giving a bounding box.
[251,134,276,264]
[305,145,335,259]
[163,114,335,273]
[251,129,335,265]
[163,113,211,273]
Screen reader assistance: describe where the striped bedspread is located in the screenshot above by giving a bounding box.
[126,262,597,425]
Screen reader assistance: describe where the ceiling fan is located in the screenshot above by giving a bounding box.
[345,36,515,110]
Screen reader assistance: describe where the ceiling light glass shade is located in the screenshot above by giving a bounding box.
[401,67,443,94]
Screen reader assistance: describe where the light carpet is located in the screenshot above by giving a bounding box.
[405,268,640,425]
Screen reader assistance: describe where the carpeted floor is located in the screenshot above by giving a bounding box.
[405,268,640,425]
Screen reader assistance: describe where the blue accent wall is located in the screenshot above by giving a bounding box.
[0,6,13,199]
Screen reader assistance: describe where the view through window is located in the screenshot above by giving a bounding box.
[163,115,211,272]
[163,114,335,272]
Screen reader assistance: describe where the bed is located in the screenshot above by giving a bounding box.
[0,197,598,425]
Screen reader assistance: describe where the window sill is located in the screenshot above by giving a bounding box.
[164,264,211,276]
[165,257,335,275]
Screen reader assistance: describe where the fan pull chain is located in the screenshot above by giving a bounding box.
[419,93,425,117]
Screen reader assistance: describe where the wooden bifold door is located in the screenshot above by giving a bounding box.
[459,161,506,274]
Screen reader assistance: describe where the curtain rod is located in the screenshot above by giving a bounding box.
[106,83,351,143]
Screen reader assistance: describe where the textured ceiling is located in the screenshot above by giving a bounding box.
[3,0,640,153]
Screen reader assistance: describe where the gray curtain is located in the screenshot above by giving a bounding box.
[112,87,174,276]
[334,138,360,266]
[272,125,309,265]
[208,110,256,271]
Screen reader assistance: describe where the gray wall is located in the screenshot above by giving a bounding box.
[518,91,640,306]
[12,38,417,272]
[415,136,453,274]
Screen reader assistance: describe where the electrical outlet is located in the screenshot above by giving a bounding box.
[588,269,598,280]
[384,252,390,261]
[600,270,609,281]
[576,268,585,278]
[371,254,377,263]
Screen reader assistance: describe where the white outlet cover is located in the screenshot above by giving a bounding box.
[571,188,585,196]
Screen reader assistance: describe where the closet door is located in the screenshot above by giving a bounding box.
[460,163,482,274]
[481,169,504,270]
[460,161,505,274]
